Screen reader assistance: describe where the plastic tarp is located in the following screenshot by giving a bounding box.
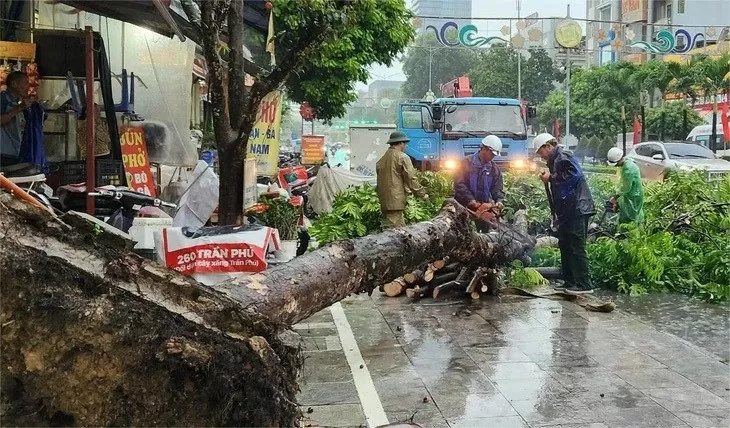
[309,166,376,214]
[172,160,219,229]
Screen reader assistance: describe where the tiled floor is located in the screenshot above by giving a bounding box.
[297,292,730,428]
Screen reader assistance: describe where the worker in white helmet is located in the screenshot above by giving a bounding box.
[606,147,644,224]
[454,135,505,231]
[535,132,595,295]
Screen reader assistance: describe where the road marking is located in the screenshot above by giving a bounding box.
[330,302,388,428]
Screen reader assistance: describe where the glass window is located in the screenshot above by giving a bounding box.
[400,105,432,129]
[443,104,526,135]
[635,144,654,157]
[678,0,685,13]
[664,143,715,159]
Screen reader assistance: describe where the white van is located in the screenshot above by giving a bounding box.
[687,124,729,157]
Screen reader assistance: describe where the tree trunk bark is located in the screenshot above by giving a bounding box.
[0,196,301,427]
[217,139,245,225]
[214,199,536,325]
[0,196,536,425]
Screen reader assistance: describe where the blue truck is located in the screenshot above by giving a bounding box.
[396,76,536,172]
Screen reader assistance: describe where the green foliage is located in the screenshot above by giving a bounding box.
[508,261,548,289]
[273,0,415,121]
[251,196,301,241]
[469,47,560,104]
[309,172,454,245]
[645,102,705,140]
[401,32,479,98]
[590,172,730,303]
[506,171,730,303]
[538,55,729,140]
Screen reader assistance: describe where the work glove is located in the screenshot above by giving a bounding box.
[467,200,481,210]
[475,203,497,224]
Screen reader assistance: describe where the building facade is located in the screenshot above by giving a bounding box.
[411,0,473,32]
[586,0,730,66]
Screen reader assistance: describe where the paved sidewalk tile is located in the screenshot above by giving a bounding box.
[297,294,728,428]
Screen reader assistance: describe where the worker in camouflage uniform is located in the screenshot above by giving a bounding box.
[606,147,644,225]
[376,131,428,229]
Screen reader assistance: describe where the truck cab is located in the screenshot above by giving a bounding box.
[396,77,536,172]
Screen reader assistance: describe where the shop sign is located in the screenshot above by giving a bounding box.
[621,0,647,23]
[243,158,257,210]
[120,126,156,197]
[248,91,282,176]
[301,135,325,165]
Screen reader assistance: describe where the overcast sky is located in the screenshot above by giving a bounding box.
[361,0,588,88]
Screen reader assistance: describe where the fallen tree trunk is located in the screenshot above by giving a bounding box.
[0,196,302,426]
[214,199,535,325]
[0,196,536,426]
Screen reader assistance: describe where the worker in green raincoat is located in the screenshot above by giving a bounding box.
[606,147,644,224]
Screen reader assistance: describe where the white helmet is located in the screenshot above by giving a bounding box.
[481,135,502,155]
[607,147,624,165]
[533,133,557,153]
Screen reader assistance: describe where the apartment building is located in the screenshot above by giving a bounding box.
[586,0,730,65]
[411,0,473,31]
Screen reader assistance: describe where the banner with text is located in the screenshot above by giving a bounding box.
[120,126,156,196]
[301,135,325,165]
[248,91,282,176]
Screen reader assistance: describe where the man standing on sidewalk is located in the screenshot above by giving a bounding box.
[535,133,596,295]
[376,131,428,229]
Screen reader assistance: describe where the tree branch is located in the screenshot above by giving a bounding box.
[227,0,248,130]
[200,0,233,147]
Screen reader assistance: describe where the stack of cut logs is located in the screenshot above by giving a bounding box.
[380,257,500,300]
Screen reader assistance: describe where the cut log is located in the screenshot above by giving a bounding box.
[432,271,459,286]
[431,257,449,270]
[432,267,470,299]
[534,266,562,279]
[424,267,435,282]
[0,195,536,426]
[404,269,424,284]
[383,277,407,297]
[441,262,462,274]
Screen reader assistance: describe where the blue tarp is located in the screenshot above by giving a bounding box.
[19,102,48,173]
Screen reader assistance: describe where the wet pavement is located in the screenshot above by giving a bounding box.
[296,291,730,428]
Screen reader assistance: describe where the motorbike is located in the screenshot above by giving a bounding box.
[88,188,176,234]
[0,162,56,211]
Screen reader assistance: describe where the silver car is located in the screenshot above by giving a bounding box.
[626,141,730,181]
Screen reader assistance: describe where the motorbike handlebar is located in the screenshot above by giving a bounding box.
[88,189,177,209]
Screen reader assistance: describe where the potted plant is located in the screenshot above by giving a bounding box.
[249,195,300,261]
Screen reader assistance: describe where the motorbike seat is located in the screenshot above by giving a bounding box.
[6,173,47,185]
[0,162,40,176]
[287,179,308,189]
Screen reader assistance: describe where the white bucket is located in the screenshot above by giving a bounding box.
[275,240,298,262]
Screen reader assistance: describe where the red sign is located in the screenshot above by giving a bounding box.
[164,241,266,274]
[301,135,325,164]
[119,127,156,197]
[299,101,314,120]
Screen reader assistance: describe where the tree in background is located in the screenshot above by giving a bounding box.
[401,33,479,98]
[469,47,559,104]
[646,102,705,141]
[182,0,413,224]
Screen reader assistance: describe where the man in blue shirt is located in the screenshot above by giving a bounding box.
[454,135,505,231]
[1,71,31,166]
[534,133,596,295]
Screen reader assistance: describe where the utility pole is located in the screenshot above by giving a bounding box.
[564,5,571,139]
[516,0,522,101]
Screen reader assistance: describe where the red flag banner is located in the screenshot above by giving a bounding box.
[633,116,642,145]
[721,100,730,143]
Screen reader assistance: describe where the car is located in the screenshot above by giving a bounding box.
[626,141,730,181]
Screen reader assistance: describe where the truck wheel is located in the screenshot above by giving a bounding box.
[409,156,423,171]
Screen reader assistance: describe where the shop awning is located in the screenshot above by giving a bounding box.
[59,0,269,44]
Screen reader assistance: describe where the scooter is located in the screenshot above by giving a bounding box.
[88,188,176,234]
[0,162,56,210]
